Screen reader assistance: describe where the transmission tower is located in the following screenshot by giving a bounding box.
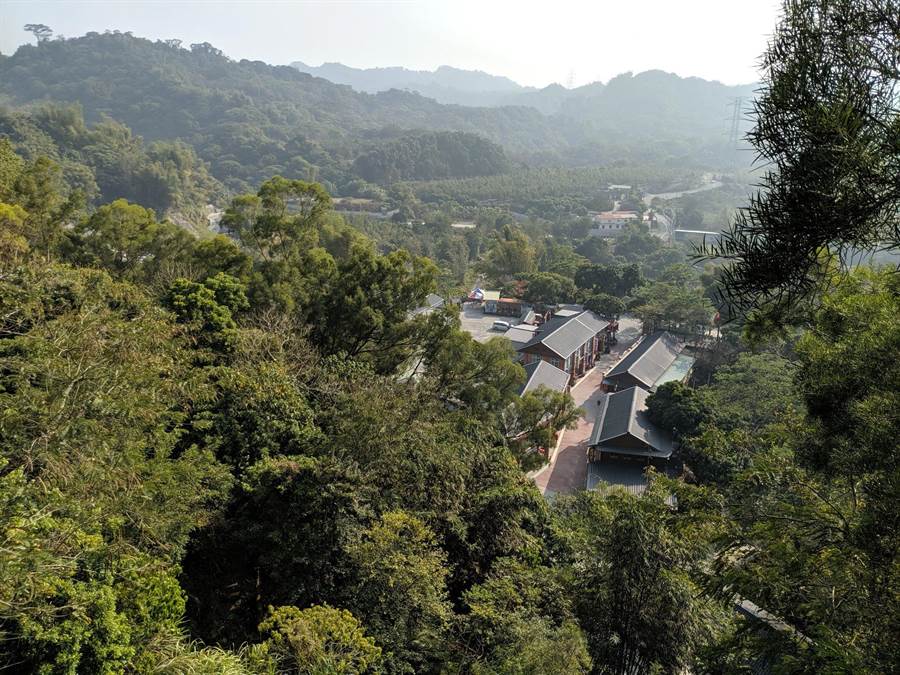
[727,96,746,169]
[727,97,745,149]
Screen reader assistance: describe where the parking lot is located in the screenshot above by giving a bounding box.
[459,303,511,342]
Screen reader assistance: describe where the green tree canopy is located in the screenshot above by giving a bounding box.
[706,0,900,314]
[255,605,382,674]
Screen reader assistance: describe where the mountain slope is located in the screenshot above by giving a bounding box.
[291,61,533,106]
[287,59,758,165]
[0,34,566,191]
[0,33,759,193]
[558,71,757,137]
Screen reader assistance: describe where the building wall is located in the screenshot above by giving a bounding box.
[604,372,647,392]
[519,330,606,380]
[495,301,522,317]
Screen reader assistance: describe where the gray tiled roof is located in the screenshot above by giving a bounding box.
[605,331,681,388]
[411,293,445,317]
[589,386,673,458]
[517,310,607,358]
[520,360,570,396]
[505,325,539,347]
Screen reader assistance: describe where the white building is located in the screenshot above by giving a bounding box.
[588,211,639,237]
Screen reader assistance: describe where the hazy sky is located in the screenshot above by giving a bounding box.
[1,0,781,88]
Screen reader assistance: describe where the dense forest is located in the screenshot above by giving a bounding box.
[352,131,512,183]
[0,30,751,197]
[0,105,225,231]
[0,0,898,673]
[0,33,568,192]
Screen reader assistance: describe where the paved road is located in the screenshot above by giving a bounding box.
[650,211,674,242]
[643,179,723,205]
[533,317,642,498]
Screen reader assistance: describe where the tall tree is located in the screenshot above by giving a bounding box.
[707,0,900,314]
[254,605,383,674]
[481,225,536,281]
[565,481,726,674]
[23,24,53,43]
[347,512,452,673]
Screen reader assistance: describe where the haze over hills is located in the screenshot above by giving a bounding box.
[291,61,535,107]
[0,32,756,197]
[291,60,757,119]
[0,33,570,190]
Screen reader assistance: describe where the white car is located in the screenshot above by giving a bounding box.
[492,320,511,332]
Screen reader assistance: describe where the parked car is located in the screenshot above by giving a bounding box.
[492,320,511,332]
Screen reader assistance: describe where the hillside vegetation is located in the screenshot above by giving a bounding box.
[352,131,512,183]
[0,33,564,192]
[1,32,752,197]
[1,2,897,671]
[0,105,225,229]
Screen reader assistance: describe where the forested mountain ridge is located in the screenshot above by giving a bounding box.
[556,71,757,136]
[0,32,754,196]
[0,33,567,192]
[291,61,533,107]
[292,58,757,130]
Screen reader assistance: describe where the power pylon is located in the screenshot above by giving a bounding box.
[728,96,745,150]
[727,96,746,169]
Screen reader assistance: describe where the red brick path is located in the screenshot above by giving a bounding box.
[532,318,642,497]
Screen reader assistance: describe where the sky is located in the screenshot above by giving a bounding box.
[1,0,781,88]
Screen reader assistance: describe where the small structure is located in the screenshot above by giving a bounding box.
[481,290,502,314]
[519,359,570,396]
[607,184,633,200]
[466,287,485,302]
[495,297,525,317]
[588,386,673,464]
[603,331,694,392]
[517,310,612,382]
[450,221,477,229]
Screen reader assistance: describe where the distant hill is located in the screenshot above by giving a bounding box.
[0,33,758,195]
[0,34,566,192]
[558,71,758,137]
[352,131,512,183]
[291,62,533,107]
[290,61,757,125]
[288,60,759,168]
